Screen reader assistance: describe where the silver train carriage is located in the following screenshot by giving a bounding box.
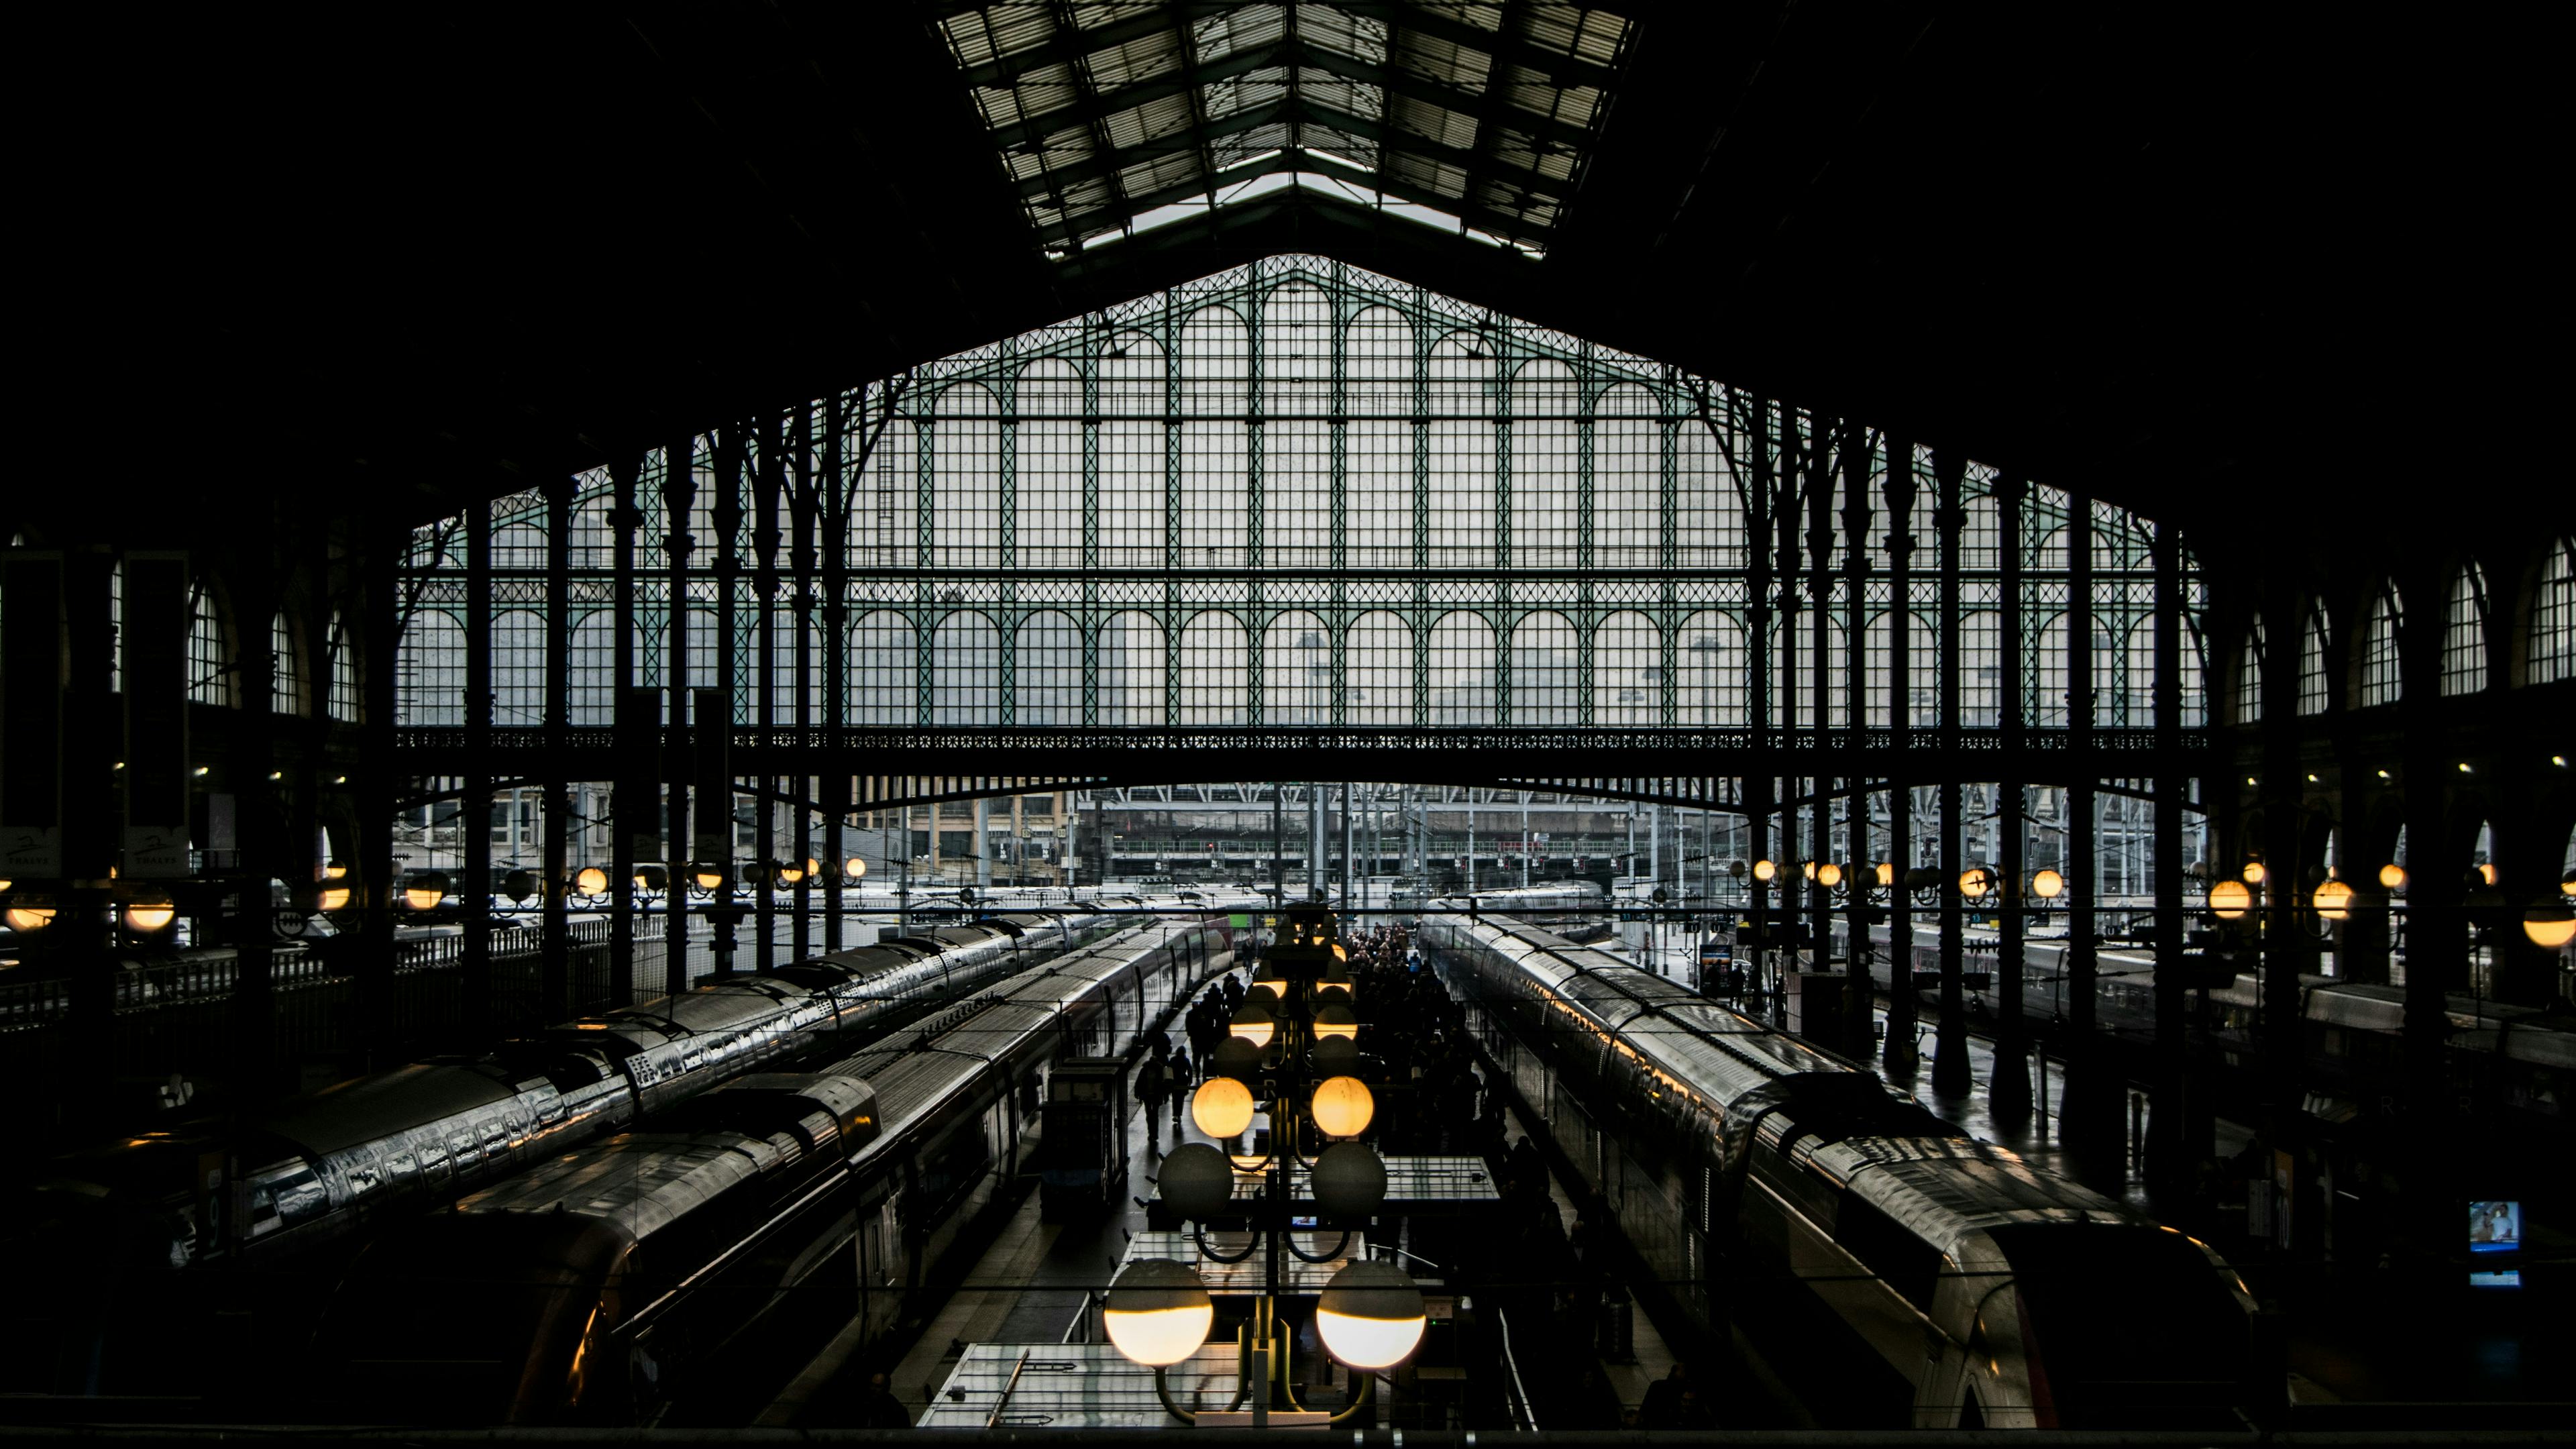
[1426,913,2261,1430]
[13,909,1126,1275]
[1427,880,1609,918]
[313,909,1246,1424]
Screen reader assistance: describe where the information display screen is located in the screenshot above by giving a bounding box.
[2468,1200,2522,1252]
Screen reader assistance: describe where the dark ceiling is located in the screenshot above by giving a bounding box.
[54,4,2560,561]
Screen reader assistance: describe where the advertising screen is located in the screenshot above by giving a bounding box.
[2468,1200,2521,1252]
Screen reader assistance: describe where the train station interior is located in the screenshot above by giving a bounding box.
[5,4,2569,1444]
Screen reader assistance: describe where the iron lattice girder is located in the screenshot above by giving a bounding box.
[983,32,1596,168]
[1010,92,1570,213]
[953,3,1621,97]
[1036,145,1546,251]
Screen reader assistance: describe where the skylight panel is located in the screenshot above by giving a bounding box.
[941,0,1631,260]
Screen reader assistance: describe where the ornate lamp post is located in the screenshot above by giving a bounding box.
[1109,904,1426,1425]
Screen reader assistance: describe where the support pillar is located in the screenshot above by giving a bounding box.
[1931,446,1971,1097]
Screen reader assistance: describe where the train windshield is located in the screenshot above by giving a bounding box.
[320,1216,629,1424]
[1987,1224,2251,1429]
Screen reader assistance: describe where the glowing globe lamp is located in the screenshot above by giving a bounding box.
[1230,999,1275,1051]
[2379,863,2407,891]
[1191,1077,1256,1139]
[2524,905,2576,951]
[2243,861,2267,885]
[1958,867,1993,899]
[2208,879,2253,920]
[1316,1260,1428,1371]
[1311,1075,1375,1138]
[123,894,177,934]
[1752,859,1778,883]
[574,865,609,896]
[1875,861,1896,888]
[5,901,54,932]
[2032,869,2065,900]
[317,882,353,913]
[2313,879,2355,921]
[845,856,867,880]
[405,872,450,911]
[1313,1002,1359,1040]
[1815,862,1843,888]
[1104,1258,1213,1368]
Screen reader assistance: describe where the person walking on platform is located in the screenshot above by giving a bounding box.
[1167,1047,1193,1126]
[1136,1052,1169,1146]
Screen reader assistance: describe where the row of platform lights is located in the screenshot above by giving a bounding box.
[0,856,879,936]
[1104,906,1429,1424]
[1724,851,2576,949]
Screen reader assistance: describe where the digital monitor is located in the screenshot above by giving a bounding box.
[2470,1269,2524,1290]
[1290,1214,1318,1228]
[2468,1200,2522,1253]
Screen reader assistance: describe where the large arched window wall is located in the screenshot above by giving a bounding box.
[393,256,2210,735]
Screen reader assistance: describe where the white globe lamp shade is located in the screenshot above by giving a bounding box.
[2208,879,2253,920]
[1229,1000,1275,1051]
[2031,869,2065,900]
[1316,1260,1427,1370]
[1191,1077,1256,1139]
[2313,879,2355,921]
[1311,1075,1376,1138]
[1104,1258,1213,1368]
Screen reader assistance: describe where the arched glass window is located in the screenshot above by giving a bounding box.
[1177,612,1249,725]
[1427,612,1496,725]
[849,610,917,726]
[2296,604,2330,715]
[1346,612,1413,726]
[1263,610,1332,725]
[1097,611,1166,727]
[396,612,462,725]
[1012,611,1083,726]
[2531,535,2575,686]
[2234,618,2265,724]
[271,613,301,715]
[2442,563,2488,695]
[326,613,359,721]
[1675,611,1745,726]
[189,579,233,707]
[492,610,545,724]
[2359,584,2402,706]
[108,560,121,693]
[1509,611,1580,725]
[930,612,1002,725]
[1591,610,1662,726]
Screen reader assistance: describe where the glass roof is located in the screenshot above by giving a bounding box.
[934,1,1633,258]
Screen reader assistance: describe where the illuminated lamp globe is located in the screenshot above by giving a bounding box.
[1958,867,1993,900]
[574,865,609,896]
[1229,999,1276,1051]
[1314,1003,1359,1042]
[0,877,11,892]
[1311,1075,1376,1138]
[1332,943,1349,962]
[1191,1076,1256,1139]
[692,862,729,892]
[1751,859,1778,883]
[845,856,867,881]
[123,893,177,934]
[317,881,353,913]
[634,864,669,892]
[2208,879,2253,920]
[2242,861,2267,885]
[1313,1035,1362,1079]
[2032,869,2065,900]
[405,872,450,911]
[1210,1037,1263,1083]
[2524,905,2576,951]
[1104,1258,1213,1368]
[1875,861,1896,888]
[1316,1260,1428,1371]
[1800,860,1818,882]
[5,899,54,932]
[1311,1141,1389,1219]
[2313,879,2355,921]
[776,859,806,885]
[1157,1142,1236,1220]
[2477,863,2500,887]
[322,861,349,881]
[2379,863,2408,892]
[1243,977,1282,1010]
[1317,970,1354,1002]
[1815,862,1843,888]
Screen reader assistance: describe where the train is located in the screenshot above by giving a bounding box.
[311,906,1252,1425]
[1427,880,1608,918]
[1426,913,2265,1430]
[1770,922,2573,1128]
